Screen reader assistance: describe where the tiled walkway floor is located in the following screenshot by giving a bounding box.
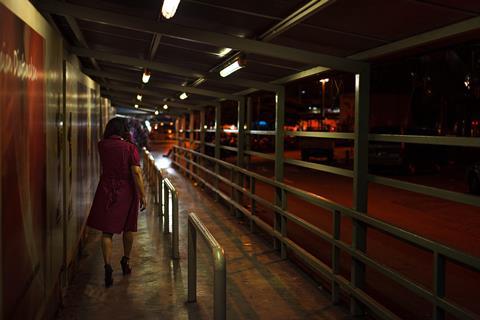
[56,150,350,319]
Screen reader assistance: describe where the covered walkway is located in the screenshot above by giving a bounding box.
[56,146,350,320]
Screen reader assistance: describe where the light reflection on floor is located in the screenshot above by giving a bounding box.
[155,156,171,169]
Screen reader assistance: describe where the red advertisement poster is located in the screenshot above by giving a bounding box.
[0,4,45,318]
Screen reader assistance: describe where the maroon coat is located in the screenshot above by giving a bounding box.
[87,135,141,234]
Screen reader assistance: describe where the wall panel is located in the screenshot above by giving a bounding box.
[0,0,105,318]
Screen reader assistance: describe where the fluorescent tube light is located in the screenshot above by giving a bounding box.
[179,92,188,100]
[142,71,151,83]
[192,77,206,87]
[162,0,181,19]
[220,59,245,78]
[218,48,232,57]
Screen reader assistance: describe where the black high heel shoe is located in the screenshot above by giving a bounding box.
[120,256,132,275]
[104,264,113,288]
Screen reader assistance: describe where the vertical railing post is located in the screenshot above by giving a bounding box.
[160,175,164,216]
[155,169,163,216]
[280,189,287,259]
[214,104,221,201]
[351,68,370,316]
[214,249,226,320]
[187,213,226,320]
[189,110,195,176]
[164,182,170,234]
[332,210,341,304]
[200,110,206,181]
[246,96,252,168]
[229,169,236,216]
[250,176,256,232]
[236,97,246,216]
[274,87,286,257]
[187,222,197,302]
[433,252,445,320]
[172,189,180,259]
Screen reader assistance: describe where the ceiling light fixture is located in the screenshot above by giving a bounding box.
[155,110,159,115]
[142,70,151,84]
[220,57,246,78]
[192,77,206,87]
[218,48,232,57]
[134,104,139,109]
[163,104,169,110]
[136,94,143,101]
[179,92,188,100]
[162,0,181,19]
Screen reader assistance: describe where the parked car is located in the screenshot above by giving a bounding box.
[299,136,335,162]
[369,126,442,175]
[467,162,480,194]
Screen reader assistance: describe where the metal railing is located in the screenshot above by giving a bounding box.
[162,177,180,259]
[173,145,480,320]
[187,212,226,320]
[142,148,180,260]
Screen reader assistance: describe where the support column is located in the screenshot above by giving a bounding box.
[189,110,195,177]
[235,97,246,217]
[274,87,286,258]
[351,68,370,316]
[246,96,253,167]
[199,109,206,182]
[199,109,206,154]
[237,97,246,168]
[214,104,221,201]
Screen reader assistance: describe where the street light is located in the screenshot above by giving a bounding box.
[320,78,329,118]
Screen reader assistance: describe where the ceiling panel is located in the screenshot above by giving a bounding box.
[67,0,160,19]
[84,30,149,57]
[302,0,472,42]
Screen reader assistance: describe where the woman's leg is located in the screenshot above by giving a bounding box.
[101,232,113,265]
[123,231,133,258]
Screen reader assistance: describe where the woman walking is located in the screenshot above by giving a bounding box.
[87,117,146,287]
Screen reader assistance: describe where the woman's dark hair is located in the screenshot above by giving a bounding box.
[103,117,130,139]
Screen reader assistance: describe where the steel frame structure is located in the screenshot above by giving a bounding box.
[36,1,480,318]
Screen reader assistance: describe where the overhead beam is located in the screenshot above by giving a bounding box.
[111,99,185,115]
[71,46,280,91]
[235,13,480,95]
[84,68,240,100]
[104,88,206,110]
[101,83,214,107]
[37,1,367,73]
[71,46,201,78]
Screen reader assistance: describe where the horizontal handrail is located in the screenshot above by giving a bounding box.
[285,131,354,140]
[173,145,480,319]
[142,149,179,260]
[188,212,226,320]
[369,133,480,147]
